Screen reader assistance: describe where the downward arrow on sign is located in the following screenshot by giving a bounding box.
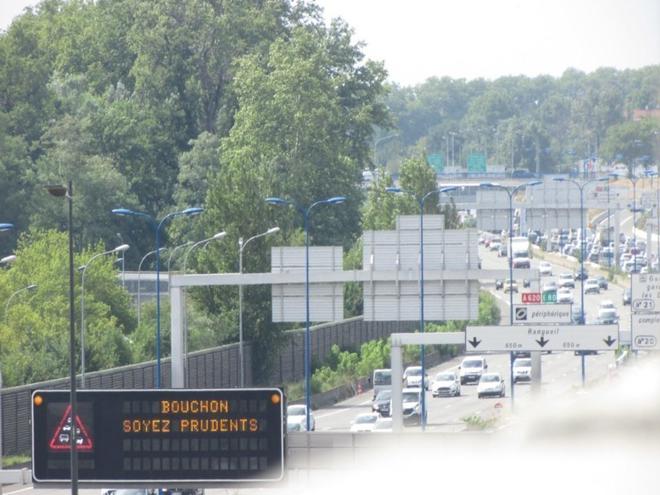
[603,336,617,347]
[536,336,549,348]
[468,337,481,348]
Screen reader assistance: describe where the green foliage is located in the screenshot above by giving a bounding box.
[475,291,501,325]
[0,230,133,386]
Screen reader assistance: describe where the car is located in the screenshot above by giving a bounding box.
[584,278,600,294]
[498,243,508,257]
[522,279,531,288]
[623,288,632,305]
[477,372,506,398]
[512,169,534,178]
[558,273,575,288]
[513,358,532,383]
[571,305,585,324]
[574,268,589,281]
[402,365,429,389]
[503,279,518,293]
[542,280,558,293]
[595,275,609,290]
[599,300,616,310]
[495,279,504,290]
[538,261,553,276]
[459,356,488,385]
[394,387,426,426]
[372,368,392,400]
[371,389,392,417]
[430,371,461,397]
[490,240,502,252]
[371,417,393,432]
[350,413,380,432]
[512,256,531,269]
[597,307,619,325]
[287,404,315,431]
[557,287,574,304]
[287,421,306,432]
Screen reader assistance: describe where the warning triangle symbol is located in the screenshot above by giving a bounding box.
[48,404,94,452]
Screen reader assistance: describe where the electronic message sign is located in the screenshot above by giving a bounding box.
[32,389,284,486]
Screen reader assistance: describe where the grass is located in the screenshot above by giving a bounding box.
[462,414,498,430]
[2,454,30,467]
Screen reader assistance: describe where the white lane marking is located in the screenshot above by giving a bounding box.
[316,408,349,419]
[6,488,33,495]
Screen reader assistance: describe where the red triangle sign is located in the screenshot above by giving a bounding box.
[48,404,94,452]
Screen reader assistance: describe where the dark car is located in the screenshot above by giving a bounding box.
[512,169,534,178]
[574,268,589,281]
[371,389,392,417]
[623,287,632,305]
[596,275,609,290]
[495,279,503,290]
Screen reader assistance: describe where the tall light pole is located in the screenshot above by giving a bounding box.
[480,181,542,403]
[0,222,13,488]
[46,182,77,495]
[181,231,227,386]
[112,207,203,388]
[554,176,609,384]
[4,284,36,321]
[385,186,457,430]
[79,244,129,388]
[265,196,346,431]
[238,227,280,387]
[137,247,167,326]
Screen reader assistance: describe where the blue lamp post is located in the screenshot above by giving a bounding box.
[554,176,609,384]
[112,207,203,387]
[265,196,346,431]
[385,185,457,430]
[479,181,541,403]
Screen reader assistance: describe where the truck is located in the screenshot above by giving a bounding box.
[510,236,531,268]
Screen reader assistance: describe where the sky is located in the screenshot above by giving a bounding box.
[2,0,659,86]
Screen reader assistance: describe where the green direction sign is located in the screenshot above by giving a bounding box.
[542,290,557,304]
[427,154,444,173]
[467,153,487,173]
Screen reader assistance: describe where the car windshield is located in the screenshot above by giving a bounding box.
[373,371,391,385]
[514,359,531,367]
[288,405,305,416]
[462,360,483,368]
[406,367,422,376]
[481,375,500,383]
[402,392,419,402]
[355,415,378,424]
[600,309,617,317]
[435,373,455,381]
[375,390,392,401]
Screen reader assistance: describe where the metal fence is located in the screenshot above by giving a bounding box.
[1,317,414,456]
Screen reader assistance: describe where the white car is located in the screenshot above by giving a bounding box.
[599,300,616,310]
[403,365,429,389]
[538,261,553,276]
[459,356,488,384]
[349,413,380,432]
[430,371,461,397]
[558,273,575,288]
[557,287,574,304]
[513,358,532,383]
[287,404,315,431]
[372,417,393,433]
[477,373,506,398]
[584,278,600,294]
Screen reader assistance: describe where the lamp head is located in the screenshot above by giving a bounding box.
[526,180,543,187]
[326,196,346,205]
[596,176,610,182]
[0,223,14,232]
[385,187,401,193]
[266,227,280,235]
[440,186,457,194]
[553,177,565,182]
[45,184,67,197]
[265,197,289,206]
[113,244,130,253]
[212,231,227,240]
[1,255,17,265]
[183,207,204,216]
[27,284,38,291]
[112,208,136,217]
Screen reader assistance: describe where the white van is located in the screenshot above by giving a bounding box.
[372,368,392,400]
[458,356,488,385]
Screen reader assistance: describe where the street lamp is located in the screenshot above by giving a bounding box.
[4,283,37,322]
[137,247,167,326]
[265,196,346,431]
[385,185,457,430]
[238,227,280,387]
[79,244,130,388]
[479,181,541,402]
[167,241,194,272]
[112,207,204,388]
[0,223,13,481]
[179,231,227,386]
[46,181,77,495]
[554,176,609,384]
